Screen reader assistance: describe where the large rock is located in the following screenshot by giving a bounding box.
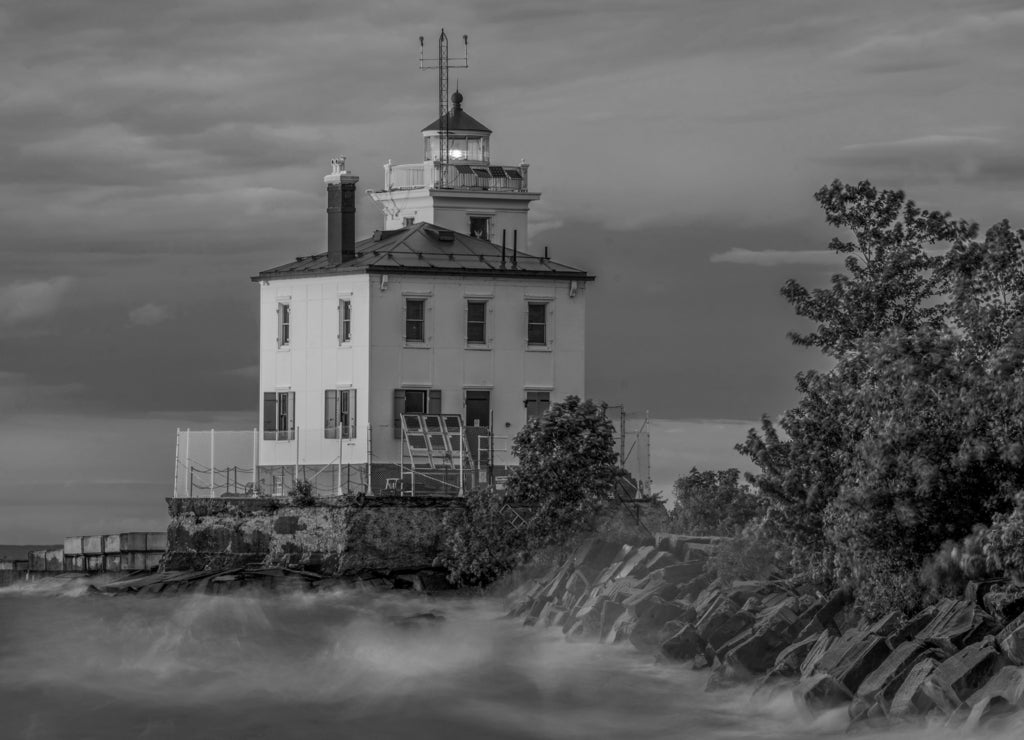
[800,630,838,677]
[792,673,852,716]
[920,639,1008,716]
[770,633,821,678]
[573,539,631,581]
[659,624,708,662]
[850,639,944,719]
[695,595,754,654]
[889,657,941,719]
[811,628,892,695]
[963,666,1024,731]
[723,627,791,677]
[915,598,1000,653]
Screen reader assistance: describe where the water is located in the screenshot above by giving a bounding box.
[0,578,1021,739]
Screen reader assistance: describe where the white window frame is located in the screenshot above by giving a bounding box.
[526,299,553,349]
[277,302,291,348]
[402,292,432,347]
[338,298,352,345]
[466,298,489,347]
[263,391,295,441]
[325,388,357,439]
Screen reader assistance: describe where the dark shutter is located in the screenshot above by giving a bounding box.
[393,389,405,439]
[350,390,357,439]
[263,393,277,433]
[325,390,338,438]
[428,389,442,414]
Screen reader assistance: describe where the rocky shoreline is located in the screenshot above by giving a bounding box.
[506,534,1024,733]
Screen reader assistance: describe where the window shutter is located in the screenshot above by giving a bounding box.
[393,389,405,439]
[325,390,338,432]
[337,300,343,344]
[350,390,358,439]
[263,393,277,432]
[285,392,295,431]
[428,389,442,414]
[276,304,282,347]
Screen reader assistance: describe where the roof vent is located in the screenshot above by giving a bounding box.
[425,227,456,242]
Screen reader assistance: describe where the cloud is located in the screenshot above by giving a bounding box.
[127,303,171,326]
[710,248,839,267]
[823,134,1024,186]
[0,276,74,324]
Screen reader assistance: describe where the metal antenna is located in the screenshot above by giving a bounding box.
[420,30,468,188]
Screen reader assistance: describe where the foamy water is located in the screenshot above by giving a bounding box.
[1,578,1022,739]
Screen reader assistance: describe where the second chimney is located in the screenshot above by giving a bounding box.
[324,157,359,266]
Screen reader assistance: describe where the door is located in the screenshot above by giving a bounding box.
[465,390,490,429]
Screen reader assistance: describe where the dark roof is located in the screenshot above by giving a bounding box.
[421,108,492,134]
[252,222,593,283]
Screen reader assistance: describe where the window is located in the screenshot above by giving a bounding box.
[277,303,291,347]
[338,299,351,344]
[403,216,414,227]
[325,389,357,439]
[467,300,487,344]
[469,216,490,240]
[405,298,425,343]
[527,302,547,346]
[465,390,491,428]
[525,391,550,421]
[393,388,441,438]
[263,391,295,440]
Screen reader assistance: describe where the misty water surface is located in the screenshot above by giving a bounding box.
[0,578,1020,739]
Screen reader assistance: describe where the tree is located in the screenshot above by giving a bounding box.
[668,468,764,536]
[438,396,624,585]
[740,180,1024,614]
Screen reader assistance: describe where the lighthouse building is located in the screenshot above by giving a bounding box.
[251,92,593,495]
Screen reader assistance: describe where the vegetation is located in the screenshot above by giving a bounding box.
[731,180,1024,616]
[667,468,764,536]
[439,396,625,585]
[288,479,316,507]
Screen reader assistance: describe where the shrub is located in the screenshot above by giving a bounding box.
[667,468,765,536]
[288,479,315,507]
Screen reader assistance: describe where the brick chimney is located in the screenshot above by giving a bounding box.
[324,157,359,266]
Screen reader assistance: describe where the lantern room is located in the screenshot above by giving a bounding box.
[421,90,491,164]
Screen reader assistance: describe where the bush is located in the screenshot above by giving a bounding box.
[288,479,315,507]
[667,468,765,536]
[438,395,625,585]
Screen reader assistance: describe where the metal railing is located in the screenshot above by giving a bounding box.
[383,161,529,192]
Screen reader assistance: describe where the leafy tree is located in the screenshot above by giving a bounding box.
[439,396,625,585]
[740,180,1024,614]
[667,468,764,536]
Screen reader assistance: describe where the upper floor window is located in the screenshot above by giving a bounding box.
[525,391,551,421]
[405,298,426,343]
[325,389,357,439]
[466,300,487,344]
[263,391,295,441]
[469,216,490,240]
[338,299,351,344]
[403,216,415,227]
[277,303,291,347]
[527,302,547,346]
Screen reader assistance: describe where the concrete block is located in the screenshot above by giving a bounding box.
[82,535,105,555]
[120,532,148,552]
[45,549,64,571]
[146,531,168,552]
[64,555,85,572]
[104,554,121,572]
[124,551,162,571]
[29,550,47,571]
[85,554,104,571]
[103,534,121,554]
[64,536,84,555]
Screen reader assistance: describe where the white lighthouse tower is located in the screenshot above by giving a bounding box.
[369,88,540,254]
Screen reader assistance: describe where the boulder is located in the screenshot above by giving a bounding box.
[723,627,791,677]
[888,604,937,646]
[770,633,821,678]
[984,587,1024,624]
[851,640,943,718]
[915,598,1000,653]
[573,539,631,581]
[800,630,838,677]
[889,657,941,719]
[660,624,708,662]
[792,673,852,716]
[920,639,1008,716]
[599,599,627,641]
[811,628,892,695]
[963,666,1024,731]
[695,595,754,653]
[999,616,1024,665]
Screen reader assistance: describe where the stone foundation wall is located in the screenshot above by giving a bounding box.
[165,496,465,575]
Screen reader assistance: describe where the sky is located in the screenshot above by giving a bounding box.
[2,0,1024,542]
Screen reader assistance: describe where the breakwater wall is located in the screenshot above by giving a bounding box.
[166,496,667,577]
[0,532,168,585]
[509,534,1024,733]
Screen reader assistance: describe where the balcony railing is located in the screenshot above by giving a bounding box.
[383,161,530,193]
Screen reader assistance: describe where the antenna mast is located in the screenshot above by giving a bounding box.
[419,30,468,189]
